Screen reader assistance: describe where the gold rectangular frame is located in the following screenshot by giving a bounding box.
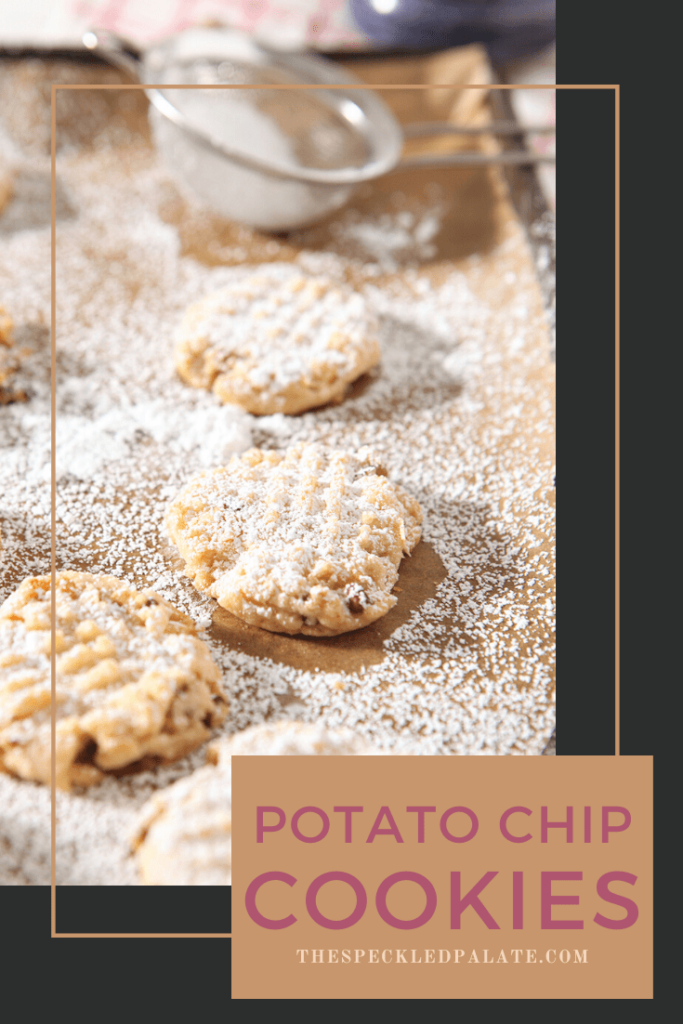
[48,78,617,940]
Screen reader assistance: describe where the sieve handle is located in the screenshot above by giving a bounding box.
[395,151,555,170]
[397,119,555,168]
[403,121,556,138]
[82,30,143,80]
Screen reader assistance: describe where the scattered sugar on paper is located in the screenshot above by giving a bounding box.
[0,90,554,885]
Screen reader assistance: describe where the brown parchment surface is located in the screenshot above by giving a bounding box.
[0,44,554,885]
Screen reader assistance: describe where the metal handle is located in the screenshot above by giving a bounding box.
[395,151,555,170]
[398,119,555,168]
[403,121,555,138]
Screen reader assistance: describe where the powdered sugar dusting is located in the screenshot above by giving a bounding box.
[1,66,554,885]
[328,202,446,270]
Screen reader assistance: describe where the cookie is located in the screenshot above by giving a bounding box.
[0,303,26,404]
[207,720,382,763]
[0,159,12,213]
[0,303,14,388]
[133,760,233,885]
[132,721,381,885]
[0,572,227,790]
[174,266,381,415]
[164,442,423,636]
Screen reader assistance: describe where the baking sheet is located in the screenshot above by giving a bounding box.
[0,45,555,885]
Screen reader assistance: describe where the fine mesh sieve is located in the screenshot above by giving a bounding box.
[84,27,553,232]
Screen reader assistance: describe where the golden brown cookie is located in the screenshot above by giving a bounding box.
[164,442,422,636]
[0,303,14,389]
[0,303,26,404]
[207,720,381,763]
[0,159,12,213]
[132,721,381,885]
[134,760,232,885]
[174,267,381,415]
[0,572,227,790]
